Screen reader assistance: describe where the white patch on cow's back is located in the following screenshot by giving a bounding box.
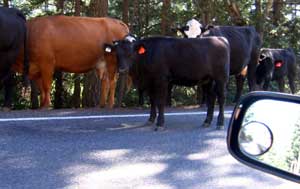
[184,19,202,38]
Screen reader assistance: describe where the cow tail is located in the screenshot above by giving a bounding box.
[23,23,30,87]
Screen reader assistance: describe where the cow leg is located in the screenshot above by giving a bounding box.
[198,84,206,106]
[248,47,260,91]
[116,73,127,107]
[277,78,285,93]
[233,74,245,102]
[107,74,118,108]
[100,75,109,108]
[145,91,156,126]
[262,78,270,91]
[40,69,54,108]
[202,80,216,128]
[288,75,296,94]
[138,89,145,106]
[34,78,45,107]
[215,80,226,130]
[3,72,15,109]
[166,83,173,107]
[155,81,167,131]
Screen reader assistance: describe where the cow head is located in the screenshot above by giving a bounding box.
[175,19,215,38]
[175,19,205,38]
[256,55,274,85]
[104,34,145,73]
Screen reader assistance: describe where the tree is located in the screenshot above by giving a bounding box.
[53,0,65,109]
[82,0,108,107]
[225,0,247,25]
[161,0,171,35]
[122,0,129,25]
[3,0,9,7]
[71,0,82,108]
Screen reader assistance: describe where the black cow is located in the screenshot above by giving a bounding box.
[0,7,29,109]
[256,48,296,93]
[105,36,230,130]
[177,19,261,102]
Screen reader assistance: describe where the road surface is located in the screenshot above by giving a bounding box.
[0,107,298,189]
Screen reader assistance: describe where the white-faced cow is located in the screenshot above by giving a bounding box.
[105,36,230,130]
[177,19,261,102]
[0,7,29,109]
[256,48,296,93]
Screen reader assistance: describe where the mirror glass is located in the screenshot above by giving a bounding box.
[241,99,300,176]
[239,121,273,156]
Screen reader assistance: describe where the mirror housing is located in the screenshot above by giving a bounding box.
[227,91,300,183]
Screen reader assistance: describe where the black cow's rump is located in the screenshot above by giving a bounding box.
[0,7,28,108]
[106,36,230,130]
[178,20,262,102]
[256,48,296,93]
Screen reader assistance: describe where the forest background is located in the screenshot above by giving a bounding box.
[1,0,300,109]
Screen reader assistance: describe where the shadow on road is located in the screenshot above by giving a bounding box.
[0,110,292,189]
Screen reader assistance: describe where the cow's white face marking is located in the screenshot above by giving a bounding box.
[259,54,267,62]
[125,35,136,43]
[184,19,202,38]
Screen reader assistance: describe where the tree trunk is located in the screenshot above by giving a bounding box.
[264,0,274,18]
[82,0,108,107]
[30,81,39,109]
[3,0,9,7]
[72,74,81,108]
[54,71,64,109]
[131,0,141,35]
[255,0,264,39]
[122,0,129,25]
[225,0,246,26]
[114,0,130,108]
[193,0,212,25]
[88,0,108,17]
[71,0,82,108]
[273,0,283,26]
[53,0,65,109]
[74,0,81,16]
[56,0,64,14]
[161,0,171,35]
[82,70,101,107]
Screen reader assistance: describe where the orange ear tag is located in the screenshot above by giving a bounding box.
[138,46,146,54]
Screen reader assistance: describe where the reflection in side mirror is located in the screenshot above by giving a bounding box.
[227,92,300,183]
[239,121,273,156]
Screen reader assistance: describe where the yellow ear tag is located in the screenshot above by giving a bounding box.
[138,46,146,54]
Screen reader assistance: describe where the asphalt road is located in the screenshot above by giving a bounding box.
[0,107,298,189]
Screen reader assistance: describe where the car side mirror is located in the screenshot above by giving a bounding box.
[227,91,300,183]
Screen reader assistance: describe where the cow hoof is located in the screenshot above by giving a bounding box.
[216,125,224,130]
[144,121,154,126]
[202,122,210,128]
[154,126,166,132]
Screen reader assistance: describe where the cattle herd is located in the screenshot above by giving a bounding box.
[0,7,298,130]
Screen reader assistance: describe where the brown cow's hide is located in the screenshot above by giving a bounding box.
[14,16,129,108]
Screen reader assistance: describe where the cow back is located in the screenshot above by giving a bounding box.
[15,16,129,76]
[134,37,230,84]
[202,26,261,75]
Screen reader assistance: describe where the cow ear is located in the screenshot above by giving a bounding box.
[137,44,146,55]
[104,43,114,53]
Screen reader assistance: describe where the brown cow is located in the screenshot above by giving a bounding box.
[14,16,129,108]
